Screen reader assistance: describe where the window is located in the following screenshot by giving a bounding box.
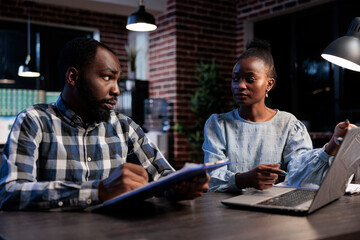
[0,20,96,116]
[127,31,150,80]
[254,0,360,132]
[0,20,94,92]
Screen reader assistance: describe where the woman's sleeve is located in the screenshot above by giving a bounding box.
[202,114,240,192]
[284,120,334,188]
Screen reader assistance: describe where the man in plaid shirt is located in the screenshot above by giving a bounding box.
[0,38,210,210]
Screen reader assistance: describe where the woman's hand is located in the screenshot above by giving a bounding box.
[235,163,286,190]
[325,120,358,156]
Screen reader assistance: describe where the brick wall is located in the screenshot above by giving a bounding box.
[149,0,238,168]
[0,0,129,76]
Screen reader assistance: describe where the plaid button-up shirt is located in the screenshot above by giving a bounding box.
[0,96,174,210]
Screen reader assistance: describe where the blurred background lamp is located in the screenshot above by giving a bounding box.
[18,1,40,78]
[18,55,40,77]
[321,17,360,72]
[126,0,157,32]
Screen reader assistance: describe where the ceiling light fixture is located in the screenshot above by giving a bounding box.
[18,1,40,77]
[126,0,157,32]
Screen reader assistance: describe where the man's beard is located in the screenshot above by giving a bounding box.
[77,78,112,124]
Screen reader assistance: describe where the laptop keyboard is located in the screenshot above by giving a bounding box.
[257,189,316,207]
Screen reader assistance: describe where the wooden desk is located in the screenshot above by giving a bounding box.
[0,192,359,240]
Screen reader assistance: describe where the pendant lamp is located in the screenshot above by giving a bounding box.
[18,3,40,77]
[321,17,360,72]
[126,0,157,32]
[0,66,15,84]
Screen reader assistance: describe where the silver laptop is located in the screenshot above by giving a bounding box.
[221,127,360,215]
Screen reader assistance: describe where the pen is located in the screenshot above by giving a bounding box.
[336,137,343,143]
[277,162,287,176]
[204,159,226,166]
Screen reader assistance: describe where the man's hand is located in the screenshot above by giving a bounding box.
[172,173,210,200]
[235,163,285,190]
[98,163,149,202]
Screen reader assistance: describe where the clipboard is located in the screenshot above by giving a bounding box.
[91,158,231,212]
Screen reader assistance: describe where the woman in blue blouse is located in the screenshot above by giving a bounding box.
[203,39,355,192]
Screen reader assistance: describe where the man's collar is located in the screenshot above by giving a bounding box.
[56,94,87,128]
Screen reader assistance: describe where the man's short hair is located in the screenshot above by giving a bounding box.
[57,37,117,81]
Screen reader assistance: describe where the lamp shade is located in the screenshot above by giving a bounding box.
[321,17,360,72]
[0,68,15,84]
[18,64,41,77]
[126,1,157,32]
[18,55,40,77]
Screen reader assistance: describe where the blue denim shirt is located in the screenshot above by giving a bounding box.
[203,109,333,192]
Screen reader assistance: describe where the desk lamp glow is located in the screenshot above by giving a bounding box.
[126,0,157,32]
[321,17,360,71]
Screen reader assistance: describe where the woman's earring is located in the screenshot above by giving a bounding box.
[265,89,269,98]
